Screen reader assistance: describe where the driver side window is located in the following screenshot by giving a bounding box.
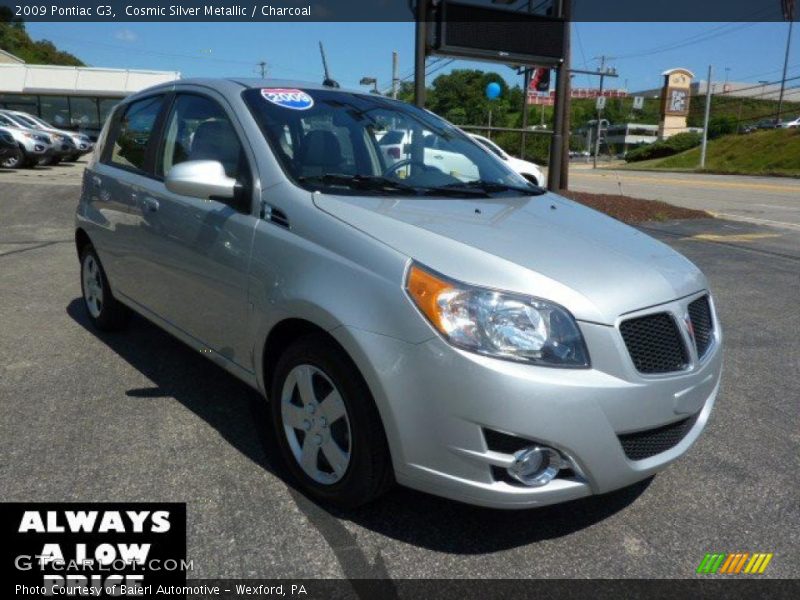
[158,94,245,181]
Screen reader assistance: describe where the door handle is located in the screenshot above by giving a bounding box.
[91,175,102,187]
[142,197,160,213]
[433,154,443,159]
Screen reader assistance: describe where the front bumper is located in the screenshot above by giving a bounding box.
[338,292,722,509]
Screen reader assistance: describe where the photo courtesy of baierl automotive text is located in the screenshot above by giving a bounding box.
[1,0,797,596]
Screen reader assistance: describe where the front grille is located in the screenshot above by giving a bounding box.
[620,313,688,374]
[688,295,714,358]
[618,413,699,460]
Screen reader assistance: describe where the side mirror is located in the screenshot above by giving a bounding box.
[165,160,236,200]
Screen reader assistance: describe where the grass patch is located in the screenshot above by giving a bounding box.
[621,128,800,177]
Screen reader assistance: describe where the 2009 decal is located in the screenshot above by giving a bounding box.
[260,89,314,110]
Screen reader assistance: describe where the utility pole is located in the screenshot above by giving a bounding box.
[592,55,615,169]
[700,65,713,169]
[391,51,399,99]
[776,4,795,124]
[413,1,427,107]
[257,61,267,79]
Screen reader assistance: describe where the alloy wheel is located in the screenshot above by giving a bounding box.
[82,254,104,318]
[280,364,352,485]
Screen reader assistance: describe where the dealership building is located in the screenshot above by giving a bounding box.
[0,50,179,136]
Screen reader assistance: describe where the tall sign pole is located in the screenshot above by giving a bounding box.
[547,0,571,191]
[414,1,428,107]
[700,65,713,169]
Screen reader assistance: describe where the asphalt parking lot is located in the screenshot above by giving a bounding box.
[1,167,798,580]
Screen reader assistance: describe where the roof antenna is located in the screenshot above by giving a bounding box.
[319,42,340,88]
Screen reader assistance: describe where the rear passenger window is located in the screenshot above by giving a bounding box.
[158,94,245,180]
[109,96,164,172]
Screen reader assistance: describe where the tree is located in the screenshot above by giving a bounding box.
[0,12,84,66]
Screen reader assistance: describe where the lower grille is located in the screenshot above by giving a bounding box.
[620,312,688,374]
[618,413,699,460]
[688,295,714,358]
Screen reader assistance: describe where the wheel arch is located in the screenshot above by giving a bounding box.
[75,227,92,260]
[259,317,400,470]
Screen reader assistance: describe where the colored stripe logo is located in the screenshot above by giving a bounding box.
[697,552,773,574]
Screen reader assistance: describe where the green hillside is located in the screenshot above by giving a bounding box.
[0,10,83,66]
[625,128,800,177]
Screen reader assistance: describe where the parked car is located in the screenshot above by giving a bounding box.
[4,110,94,161]
[779,115,800,129]
[0,128,20,164]
[377,128,479,181]
[76,79,722,509]
[0,124,53,168]
[469,133,545,186]
[0,110,75,166]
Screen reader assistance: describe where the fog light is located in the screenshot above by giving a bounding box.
[507,446,564,487]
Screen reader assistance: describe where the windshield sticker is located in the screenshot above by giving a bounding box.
[260,88,314,110]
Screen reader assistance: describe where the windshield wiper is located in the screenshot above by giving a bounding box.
[435,180,547,196]
[297,173,419,194]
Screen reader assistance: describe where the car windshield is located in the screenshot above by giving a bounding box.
[243,87,540,197]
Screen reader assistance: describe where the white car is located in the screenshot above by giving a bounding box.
[469,133,545,186]
[779,115,800,129]
[377,129,479,181]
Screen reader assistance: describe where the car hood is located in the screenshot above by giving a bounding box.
[313,191,706,325]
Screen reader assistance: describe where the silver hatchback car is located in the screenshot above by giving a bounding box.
[76,79,722,509]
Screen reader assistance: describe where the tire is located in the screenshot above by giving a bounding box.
[79,244,130,331]
[39,155,60,166]
[270,334,392,508]
[0,146,25,169]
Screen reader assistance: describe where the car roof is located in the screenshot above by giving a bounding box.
[126,77,400,105]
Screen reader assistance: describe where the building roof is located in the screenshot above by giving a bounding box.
[0,63,180,96]
[661,68,695,78]
[0,49,25,64]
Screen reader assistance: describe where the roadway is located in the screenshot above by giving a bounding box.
[568,165,800,231]
[1,174,798,580]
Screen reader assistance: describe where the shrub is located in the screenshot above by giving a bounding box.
[625,131,702,162]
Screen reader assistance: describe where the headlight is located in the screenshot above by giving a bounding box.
[405,264,589,367]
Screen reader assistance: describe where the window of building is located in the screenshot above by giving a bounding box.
[69,96,100,129]
[109,95,165,173]
[98,98,120,126]
[0,94,37,113]
[39,96,70,127]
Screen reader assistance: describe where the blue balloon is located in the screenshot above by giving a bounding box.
[486,82,502,100]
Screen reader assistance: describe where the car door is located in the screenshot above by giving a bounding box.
[132,91,258,370]
[85,94,168,297]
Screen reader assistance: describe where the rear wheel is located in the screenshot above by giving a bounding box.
[270,334,392,508]
[80,245,130,331]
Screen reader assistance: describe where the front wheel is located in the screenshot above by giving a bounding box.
[80,245,130,331]
[270,335,392,508]
[1,146,25,169]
